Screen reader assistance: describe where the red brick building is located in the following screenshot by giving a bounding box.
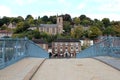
[52,39,81,58]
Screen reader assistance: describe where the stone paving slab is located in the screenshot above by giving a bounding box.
[0,58,44,80]
[94,56,120,70]
[32,58,120,80]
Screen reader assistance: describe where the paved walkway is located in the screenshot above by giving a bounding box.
[32,58,120,80]
[94,56,120,70]
[0,58,44,80]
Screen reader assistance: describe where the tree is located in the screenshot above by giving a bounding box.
[103,26,115,36]
[1,25,7,30]
[102,18,111,28]
[79,15,93,26]
[88,26,102,39]
[63,21,71,33]
[25,15,34,20]
[25,15,34,26]
[79,14,86,21]
[14,22,30,33]
[64,14,72,22]
[17,16,24,22]
[2,16,11,24]
[71,26,83,38]
[73,17,80,25]
[93,19,104,30]
[33,29,40,39]
[41,15,49,23]
[49,16,57,24]
[113,25,120,37]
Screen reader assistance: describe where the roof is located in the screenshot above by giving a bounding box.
[40,24,58,28]
[32,39,48,44]
[53,39,80,42]
[0,30,12,34]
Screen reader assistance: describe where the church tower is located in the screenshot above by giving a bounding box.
[57,17,63,26]
[57,16,63,34]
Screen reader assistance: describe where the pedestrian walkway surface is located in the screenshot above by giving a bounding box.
[32,58,120,80]
[0,58,120,80]
[94,56,120,70]
[0,58,44,80]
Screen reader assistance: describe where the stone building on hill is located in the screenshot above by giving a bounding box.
[30,17,63,35]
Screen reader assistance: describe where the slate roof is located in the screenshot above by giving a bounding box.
[40,24,58,28]
[53,39,80,42]
[32,39,48,44]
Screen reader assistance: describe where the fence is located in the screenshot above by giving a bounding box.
[76,36,120,58]
[0,38,48,69]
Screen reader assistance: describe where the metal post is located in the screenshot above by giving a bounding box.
[15,38,18,60]
[2,39,5,67]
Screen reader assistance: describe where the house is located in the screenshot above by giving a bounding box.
[0,30,12,38]
[52,39,81,58]
[29,17,63,35]
[80,38,93,46]
[7,22,17,29]
[32,39,48,51]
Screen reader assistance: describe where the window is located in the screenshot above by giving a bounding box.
[47,28,49,32]
[71,47,73,49]
[60,42,63,46]
[60,47,62,51]
[76,42,78,46]
[71,47,73,51]
[65,43,68,45]
[55,43,57,46]
[76,47,78,49]
[71,43,73,45]
[55,47,57,51]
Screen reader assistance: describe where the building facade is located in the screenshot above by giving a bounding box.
[52,39,81,58]
[39,17,63,35]
[0,30,12,38]
[29,17,63,35]
[80,38,93,46]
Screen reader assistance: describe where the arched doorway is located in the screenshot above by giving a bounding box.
[64,52,70,58]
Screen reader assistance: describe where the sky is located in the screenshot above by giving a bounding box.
[0,0,120,21]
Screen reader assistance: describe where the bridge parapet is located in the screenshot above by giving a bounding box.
[77,36,120,58]
[0,38,48,69]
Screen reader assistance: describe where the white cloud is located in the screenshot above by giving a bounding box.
[97,0,120,13]
[58,0,71,7]
[15,0,38,6]
[0,5,14,17]
[77,3,86,10]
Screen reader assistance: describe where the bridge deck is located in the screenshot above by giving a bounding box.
[0,58,120,80]
[32,58,120,80]
[0,58,45,80]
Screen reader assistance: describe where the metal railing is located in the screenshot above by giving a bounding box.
[77,36,120,58]
[0,38,48,69]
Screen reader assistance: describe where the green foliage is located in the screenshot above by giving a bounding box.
[1,25,7,30]
[71,26,83,38]
[88,26,102,39]
[81,44,89,50]
[103,26,115,36]
[1,14,120,43]
[73,17,80,25]
[113,25,120,37]
[63,21,72,33]
[102,18,111,28]
[14,22,30,33]
[41,15,49,23]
